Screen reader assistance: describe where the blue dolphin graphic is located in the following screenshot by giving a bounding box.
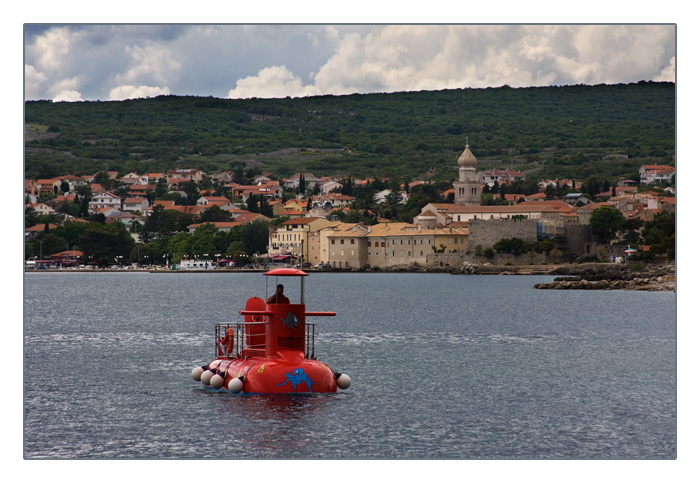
[277,368,315,391]
[281,312,299,329]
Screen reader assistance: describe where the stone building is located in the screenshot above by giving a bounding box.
[268,217,336,262]
[453,138,481,206]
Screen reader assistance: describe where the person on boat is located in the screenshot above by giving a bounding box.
[267,284,290,304]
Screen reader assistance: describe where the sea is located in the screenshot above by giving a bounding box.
[23,271,676,463]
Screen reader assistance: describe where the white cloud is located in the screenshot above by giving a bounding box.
[656,57,676,82]
[23,24,676,102]
[108,85,171,100]
[227,66,320,99]
[223,25,676,99]
[31,26,74,73]
[117,43,182,85]
[24,65,48,100]
[52,90,84,102]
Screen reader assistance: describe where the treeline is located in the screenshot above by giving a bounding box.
[25,204,272,267]
[25,82,675,183]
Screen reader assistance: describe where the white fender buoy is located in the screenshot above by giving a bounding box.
[336,373,351,390]
[191,366,205,381]
[210,373,225,389]
[200,369,214,385]
[228,376,244,393]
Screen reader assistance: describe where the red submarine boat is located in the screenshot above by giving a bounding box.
[191,268,351,394]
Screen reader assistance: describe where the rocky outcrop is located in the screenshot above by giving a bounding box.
[533,268,675,292]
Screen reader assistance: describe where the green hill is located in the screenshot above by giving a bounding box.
[24,81,675,184]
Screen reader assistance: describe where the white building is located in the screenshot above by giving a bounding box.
[639,165,675,184]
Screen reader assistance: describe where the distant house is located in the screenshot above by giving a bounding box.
[127,184,156,197]
[318,179,342,194]
[25,179,40,202]
[309,193,354,211]
[123,197,150,213]
[197,196,231,206]
[49,250,83,267]
[166,168,205,183]
[284,173,323,191]
[523,192,547,202]
[119,172,147,185]
[480,169,525,187]
[26,202,56,216]
[563,193,591,206]
[36,179,60,196]
[639,165,675,184]
[89,192,121,213]
[229,181,282,201]
[25,223,57,240]
[97,206,123,218]
[373,189,408,204]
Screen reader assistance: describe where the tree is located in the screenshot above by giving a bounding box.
[589,206,624,243]
[154,178,169,199]
[190,223,218,258]
[200,204,232,223]
[31,233,67,259]
[641,211,675,259]
[141,205,194,240]
[247,195,259,213]
[79,222,135,266]
[239,218,270,255]
[260,195,273,217]
[94,171,115,192]
[179,180,200,205]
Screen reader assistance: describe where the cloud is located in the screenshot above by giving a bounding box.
[656,57,676,82]
[30,26,74,73]
[227,65,320,99]
[52,90,84,102]
[116,43,182,85]
[47,76,84,102]
[24,24,676,102]
[108,85,171,101]
[24,65,48,99]
[226,25,676,99]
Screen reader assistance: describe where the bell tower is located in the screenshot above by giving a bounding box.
[453,137,481,206]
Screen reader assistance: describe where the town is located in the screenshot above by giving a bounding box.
[24,140,675,272]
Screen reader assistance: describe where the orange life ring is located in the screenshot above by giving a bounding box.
[219,327,235,356]
[225,328,235,355]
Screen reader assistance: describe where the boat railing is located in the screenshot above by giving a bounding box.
[305,322,316,359]
[215,322,317,359]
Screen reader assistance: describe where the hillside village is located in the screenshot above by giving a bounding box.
[24,141,675,271]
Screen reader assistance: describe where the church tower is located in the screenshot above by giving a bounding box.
[453,137,481,206]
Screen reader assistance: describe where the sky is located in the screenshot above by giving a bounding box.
[24,23,676,102]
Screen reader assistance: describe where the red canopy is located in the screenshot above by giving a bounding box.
[264,268,308,277]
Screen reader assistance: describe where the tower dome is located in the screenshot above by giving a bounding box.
[457,139,477,169]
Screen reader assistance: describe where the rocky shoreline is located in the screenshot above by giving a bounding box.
[532,263,675,292]
[346,261,676,292]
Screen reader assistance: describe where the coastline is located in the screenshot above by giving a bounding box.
[23,262,676,291]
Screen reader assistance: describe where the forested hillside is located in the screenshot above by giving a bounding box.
[25,81,675,184]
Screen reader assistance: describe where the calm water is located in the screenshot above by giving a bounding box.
[23,271,676,459]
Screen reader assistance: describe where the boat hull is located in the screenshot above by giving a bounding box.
[204,356,338,394]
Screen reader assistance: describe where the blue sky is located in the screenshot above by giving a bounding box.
[24,23,676,102]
